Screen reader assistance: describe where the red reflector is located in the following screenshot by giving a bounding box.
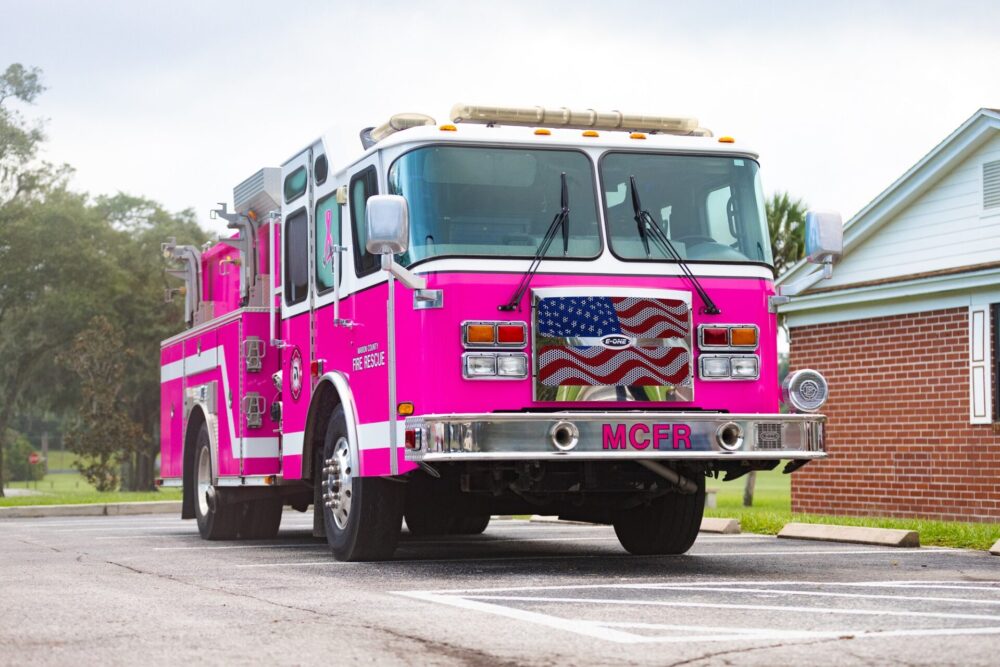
[497,324,526,345]
[702,327,728,346]
[404,429,416,449]
[310,359,324,377]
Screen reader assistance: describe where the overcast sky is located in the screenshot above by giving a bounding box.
[3,0,999,234]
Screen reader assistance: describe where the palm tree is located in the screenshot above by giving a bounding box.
[767,192,808,276]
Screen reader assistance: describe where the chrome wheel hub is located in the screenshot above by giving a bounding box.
[196,446,211,517]
[321,437,353,530]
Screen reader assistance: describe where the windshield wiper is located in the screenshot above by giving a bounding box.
[500,172,569,311]
[629,175,721,315]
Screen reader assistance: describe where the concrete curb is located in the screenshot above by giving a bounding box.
[700,517,741,534]
[990,538,1000,556]
[778,522,919,548]
[0,501,181,519]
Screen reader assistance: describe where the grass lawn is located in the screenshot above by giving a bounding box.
[1,471,180,507]
[42,449,79,471]
[706,468,1000,551]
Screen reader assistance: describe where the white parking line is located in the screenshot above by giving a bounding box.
[426,578,996,596]
[393,579,1000,645]
[624,585,1000,607]
[460,594,1000,622]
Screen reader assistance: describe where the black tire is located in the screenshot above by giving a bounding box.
[451,515,491,535]
[612,475,705,555]
[194,424,239,540]
[404,504,453,537]
[403,470,453,536]
[320,406,404,561]
[238,499,283,540]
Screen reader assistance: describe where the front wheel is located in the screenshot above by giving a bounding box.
[319,406,404,561]
[612,475,705,555]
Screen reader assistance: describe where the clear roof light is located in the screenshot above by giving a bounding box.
[451,103,709,136]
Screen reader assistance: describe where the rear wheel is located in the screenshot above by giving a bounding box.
[612,475,705,555]
[404,471,454,536]
[238,499,283,540]
[451,515,491,535]
[194,424,239,540]
[320,406,404,561]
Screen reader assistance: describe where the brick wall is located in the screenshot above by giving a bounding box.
[789,306,1000,522]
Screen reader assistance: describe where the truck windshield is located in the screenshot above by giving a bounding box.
[388,146,601,266]
[601,153,773,267]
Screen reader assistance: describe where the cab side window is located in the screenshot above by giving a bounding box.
[315,193,340,293]
[350,167,380,277]
[284,208,309,304]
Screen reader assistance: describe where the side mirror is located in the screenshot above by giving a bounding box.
[805,210,843,265]
[365,195,409,255]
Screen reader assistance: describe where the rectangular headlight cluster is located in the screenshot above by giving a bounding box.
[699,354,760,380]
[463,352,528,379]
[463,321,527,348]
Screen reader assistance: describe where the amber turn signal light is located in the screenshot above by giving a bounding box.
[465,324,495,345]
[730,327,758,347]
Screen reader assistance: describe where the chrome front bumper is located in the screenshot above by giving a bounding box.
[404,411,825,463]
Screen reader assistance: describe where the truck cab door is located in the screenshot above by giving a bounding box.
[279,149,314,478]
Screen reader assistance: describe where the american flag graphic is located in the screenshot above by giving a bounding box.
[536,296,691,388]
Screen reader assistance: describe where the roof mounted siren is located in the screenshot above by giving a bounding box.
[451,103,712,136]
[360,113,436,149]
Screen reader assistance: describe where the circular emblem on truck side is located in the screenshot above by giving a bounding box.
[289,347,303,401]
[600,335,631,349]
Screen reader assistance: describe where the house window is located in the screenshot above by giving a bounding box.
[969,305,992,424]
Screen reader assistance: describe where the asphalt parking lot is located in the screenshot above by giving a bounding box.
[2,513,999,666]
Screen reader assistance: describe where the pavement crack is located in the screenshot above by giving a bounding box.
[102,558,325,617]
[378,626,529,667]
[663,636,847,667]
[16,538,63,554]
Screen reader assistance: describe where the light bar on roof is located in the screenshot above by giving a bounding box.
[451,103,710,136]
[361,113,437,148]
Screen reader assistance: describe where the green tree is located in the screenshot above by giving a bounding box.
[767,192,808,276]
[94,194,206,490]
[0,64,208,497]
[0,186,123,497]
[62,317,144,492]
[2,430,44,483]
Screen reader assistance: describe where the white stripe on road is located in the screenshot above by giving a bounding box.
[460,594,1000,622]
[396,591,641,643]
[625,584,1000,607]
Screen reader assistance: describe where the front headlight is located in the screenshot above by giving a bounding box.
[782,369,829,413]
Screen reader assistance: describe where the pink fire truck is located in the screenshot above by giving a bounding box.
[159,104,842,561]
